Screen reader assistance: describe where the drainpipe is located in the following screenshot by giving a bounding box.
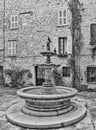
[2,0,5,84]
[3,0,5,63]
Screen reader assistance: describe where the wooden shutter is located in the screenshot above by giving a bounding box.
[53,37,58,54]
[64,37,67,52]
[67,36,72,54]
[5,42,8,57]
[12,41,16,56]
[11,16,14,29]
[8,41,12,56]
[15,16,18,28]
[58,11,63,26]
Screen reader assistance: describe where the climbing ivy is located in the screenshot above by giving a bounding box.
[68,0,84,89]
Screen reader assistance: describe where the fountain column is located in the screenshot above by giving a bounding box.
[40,37,58,94]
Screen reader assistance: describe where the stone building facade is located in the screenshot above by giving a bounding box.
[0,0,96,88]
[79,0,96,89]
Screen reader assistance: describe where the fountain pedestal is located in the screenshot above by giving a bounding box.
[6,37,87,129]
[40,50,58,95]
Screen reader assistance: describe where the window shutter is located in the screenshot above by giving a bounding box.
[8,42,11,56]
[15,15,18,28]
[67,36,72,54]
[12,41,16,55]
[53,37,58,54]
[11,16,13,28]
[64,37,67,52]
[58,11,62,26]
[5,42,8,57]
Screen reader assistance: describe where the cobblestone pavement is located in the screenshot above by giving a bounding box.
[0,91,96,130]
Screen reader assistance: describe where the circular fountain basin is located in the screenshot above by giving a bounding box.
[17,86,78,117]
[17,86,77,99]
[6,86,87,129]
[6,100,87,129]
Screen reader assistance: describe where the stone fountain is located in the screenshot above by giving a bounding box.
[6,37,87,129]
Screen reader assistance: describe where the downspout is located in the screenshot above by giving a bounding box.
[2,0,5,84]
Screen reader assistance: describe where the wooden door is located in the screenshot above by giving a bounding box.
[0,66,3,85]
[35,66,45,86]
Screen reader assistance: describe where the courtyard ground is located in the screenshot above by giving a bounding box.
[0,86,96,130]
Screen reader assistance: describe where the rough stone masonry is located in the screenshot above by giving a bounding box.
[0,0,96,88]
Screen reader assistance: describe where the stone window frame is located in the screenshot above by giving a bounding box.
[90,23,96,45]
[58,10,67,26]
[58,37,67,56]
[62,66,70,77]
[10,15,18,29]
[8,40,17,57]
[87,66,96,83]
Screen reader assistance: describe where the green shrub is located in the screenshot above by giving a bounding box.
[4,67,32,88]
[79,84,88,92]
[52,68,64,86]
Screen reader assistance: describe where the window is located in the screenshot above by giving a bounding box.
[87,67,96,83]
[59,37,67,55]
[8,40,17,56]
[62,67,70,77]
[58,10,67,26]
[90,24,96,45]
[11,15,18,29]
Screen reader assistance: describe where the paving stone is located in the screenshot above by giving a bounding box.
[0,96,20,111]
[9,125,21,130]
[1,122,21,130]
[0,120,8,128]
[0,111,6,117]
[74,99,88,107]
[0,116,8,128]
[76,124,94,130]
[58,126,77,130]
[1,123,11,130]
[89,107,96,120]
[79,115,92,125]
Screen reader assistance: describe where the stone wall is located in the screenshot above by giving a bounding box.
[3,0,72,85]
[79,0,96,88]
[0,0,96,87]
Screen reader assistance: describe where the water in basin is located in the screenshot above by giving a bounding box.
[23,87,70,95]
